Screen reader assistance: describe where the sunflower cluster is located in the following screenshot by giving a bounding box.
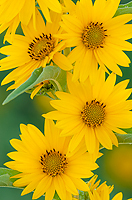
[1,0,132,200]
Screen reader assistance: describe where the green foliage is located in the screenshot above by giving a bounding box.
[2,66,67,105]
[115,133,132,144]
[115,1,132,16]
[78,191,90,200]
[0,168,19,187]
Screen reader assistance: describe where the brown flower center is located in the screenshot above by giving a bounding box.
[82,22,107,49]
[81,100,106,128]
[40,149,68,177]
[28,33,54,61]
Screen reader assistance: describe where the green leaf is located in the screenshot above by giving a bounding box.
[115,133,132,144]
[114,1,132,16]
[0,169,63,200]
[122,127,132,134]
[99,132,132,150]
[78,191,90,200]
[0,168,19,187]
[2,66,67,105]
[53,191,61,200]
[2,67,43,105]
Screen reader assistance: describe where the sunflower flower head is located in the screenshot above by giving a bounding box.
[43,70,132,154]
[0,8,72,90]
[4,119,98,200]
[59,0,132,82]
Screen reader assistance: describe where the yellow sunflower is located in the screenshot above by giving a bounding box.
[58,0,132,82]
[43,70,132,154]
[87,175,123,200]
[4,119,98,200]
[0,9,72,90]
[0,0,62,40]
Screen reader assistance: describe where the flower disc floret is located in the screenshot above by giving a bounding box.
[82,22,107,49]
[81,100,106,127]
[40,149,68,177]
[28,33,55,61]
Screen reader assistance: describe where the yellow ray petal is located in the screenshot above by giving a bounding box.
[66,165,94,178]
[99,0,120,22]
[50,99,80,114]
[19,0,34,26]
[45,182,55,200]
[62,14,84,33]
[30,84,43,99]
[60,122,84,138]
[27,124,49,151]
[112,192,123,200]
[97,48,122,76]
[92,0,106,22]
[98,73,116,101]
[43,110,73,121]
[79,49,93,82]
[104,14,132,30]
[40,0,62,13]
[10,139,26,152]
[37,0,51,23]
[106,37,132,51]
[103,124,118,147]
[21,177,42,196]
[62,174,78,195]
[54,175,66,200]
[85,127,96,154]
[68,44,85,64]
[55,91,83,107]
[104,44,130,67]
[32,176,52,199]
[95,126,112,149]
[106,113,132,128]
[78,0,93,25]
[56,116,82,131]
[52,52,73,71]
[71,177,89,191]
[0,0,25,23]
[68,127,85,152]
[44,118,58,149]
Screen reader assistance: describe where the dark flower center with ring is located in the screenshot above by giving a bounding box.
[40,149,68,177]
[28,33,54,61]
[81,99,106,128]
[82,22,107,49]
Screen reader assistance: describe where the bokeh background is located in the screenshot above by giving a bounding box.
[0,0,132,199]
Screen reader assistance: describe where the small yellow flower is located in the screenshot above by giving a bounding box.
[0,9,72,90]
[59,0,132,82]
[0,0,62,40]
[87,174,101,192]
[30,80,55,99]
[43,70,132,153]
[88,175,123,200]
[4,119,98,200]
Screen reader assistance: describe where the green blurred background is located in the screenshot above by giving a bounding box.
[0,0,132,199]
